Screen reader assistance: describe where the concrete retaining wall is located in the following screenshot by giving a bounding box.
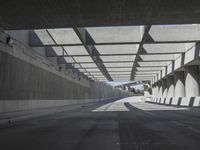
[0,50,91,100]
[0,38,130,113]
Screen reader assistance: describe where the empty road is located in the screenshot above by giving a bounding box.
[1,96,200,150]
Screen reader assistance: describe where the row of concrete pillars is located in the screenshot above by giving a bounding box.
[152,65,200,98]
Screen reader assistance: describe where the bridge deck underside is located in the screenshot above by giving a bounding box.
[27,24,200,82]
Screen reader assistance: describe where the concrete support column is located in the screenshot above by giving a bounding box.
[158,81,163,98]
[167,75,175,98]
[152,85,155,97]
[184,65,200,97]
[156,84,160,97]
[174,71,185,97]
[153,84,159,97]
[162,78,167,97]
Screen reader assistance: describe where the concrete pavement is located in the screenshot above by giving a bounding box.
[1,96,200,150]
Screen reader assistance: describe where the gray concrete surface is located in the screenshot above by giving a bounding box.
[152,58,200,107]
[184,65,200,97]
[167,75,175,98]
[1,1,200,29]
[174,71,185,97]
[1,96,200,150]
[0,41,130,113]
[0,50,90,100]
[151,96,200,107]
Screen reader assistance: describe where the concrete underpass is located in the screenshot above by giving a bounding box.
[0,1,200,150]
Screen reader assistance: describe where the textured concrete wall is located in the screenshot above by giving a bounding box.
[0,51,91,100]
[0,45,129,113]
[5,30,46,56]
[91,81,128,99]
[0,50,128,100]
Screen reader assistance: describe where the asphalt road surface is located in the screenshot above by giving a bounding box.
[1,96,200,150]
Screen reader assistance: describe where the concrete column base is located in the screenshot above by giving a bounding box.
[185,65,200,97]
[174,71,185,97]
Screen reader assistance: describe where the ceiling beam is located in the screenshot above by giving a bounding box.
[29,30,200,47]
[130,25,152,80]
[73,27,113,81]
[46,53,137,57]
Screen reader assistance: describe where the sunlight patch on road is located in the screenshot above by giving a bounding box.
[129,102,189,111]
[92,96,189,112]
[92,96,142,112]
[92,102,129,112]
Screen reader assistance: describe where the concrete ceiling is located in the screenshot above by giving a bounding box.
[27,24,200,82]
[1,0,200,29]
